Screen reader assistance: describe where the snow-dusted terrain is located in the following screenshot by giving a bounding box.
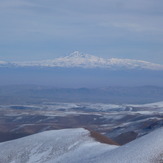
[1,51,163,70]
[0,127,162,163]
[0,128,117,163]
[95,127,163,163]
[0,100,163,145]
[129,101,163,108]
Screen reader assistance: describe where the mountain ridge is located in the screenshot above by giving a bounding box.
[0,127,162,163]
[1,51,163,70]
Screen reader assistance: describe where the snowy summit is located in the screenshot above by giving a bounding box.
[1,51,163,70]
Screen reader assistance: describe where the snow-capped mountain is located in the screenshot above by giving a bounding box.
[0,127,162,163]
[1,51,163,70]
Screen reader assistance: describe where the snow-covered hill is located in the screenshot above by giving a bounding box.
[0,127,163,163]
[0,128,117,163]
[96,127,163,163]
[1,51,163,70]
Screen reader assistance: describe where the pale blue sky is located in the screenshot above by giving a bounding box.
[0,0,163,63]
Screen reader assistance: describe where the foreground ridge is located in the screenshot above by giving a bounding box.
[0,127,162,163]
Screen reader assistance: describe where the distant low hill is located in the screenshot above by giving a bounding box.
[0,85,163,104]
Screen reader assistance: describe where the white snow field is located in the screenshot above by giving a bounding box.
[0,127,163,163]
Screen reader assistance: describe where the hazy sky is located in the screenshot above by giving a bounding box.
[0,0,163,63]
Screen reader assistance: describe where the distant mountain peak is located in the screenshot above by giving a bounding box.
[0,52,163,70]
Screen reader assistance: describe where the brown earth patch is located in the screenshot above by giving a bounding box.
[89,129,120,146]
